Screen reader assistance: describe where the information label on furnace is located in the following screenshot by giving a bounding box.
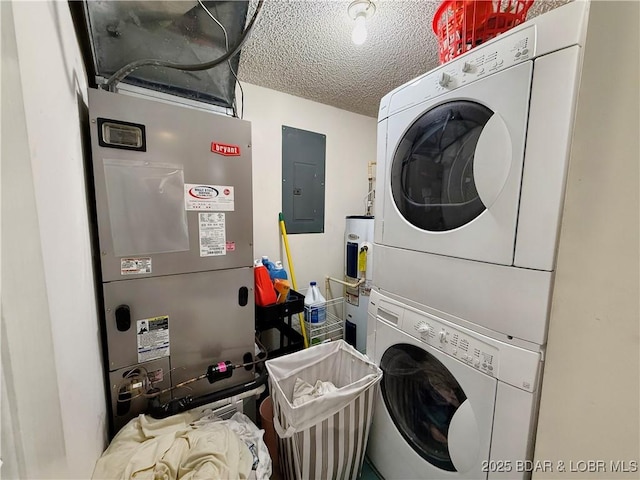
[185,184,235,211]
[136,316,170,363]
[121,257,152,275]
[199,212,226,257]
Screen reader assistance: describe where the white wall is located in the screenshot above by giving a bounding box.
[1,4,377,476]
[533,1,640,477]
[1,1,106,478]
[241,83,378,298]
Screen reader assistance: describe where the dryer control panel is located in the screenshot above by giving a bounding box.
[385,25,536,117]
[403,309,499,378]
[431,26,535,92]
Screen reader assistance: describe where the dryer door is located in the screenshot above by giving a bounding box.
[368,320,497,480]
[380,61,532,266]
[391,101,492,233]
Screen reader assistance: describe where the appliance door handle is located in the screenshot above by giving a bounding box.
[474,113,512,209]
[115,304,131,332]
[238,286,249,306]
[448,399,481,474]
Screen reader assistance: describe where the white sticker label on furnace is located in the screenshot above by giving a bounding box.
[199,212,226,257]
[121,257,152,275]
[185,184,235,211]
[137,316,170,363]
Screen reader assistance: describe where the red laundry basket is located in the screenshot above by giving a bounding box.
[432,0,533,64]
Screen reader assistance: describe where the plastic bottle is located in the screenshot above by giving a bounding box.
[261,256,276,273]
[261,256,278,283]
[304,281,326,325]
[274,279,291,304]
[254,259,277,307]
[272,261,288,281]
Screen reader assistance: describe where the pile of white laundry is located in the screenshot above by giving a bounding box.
[92,411,271,480]
[291,378,338,406]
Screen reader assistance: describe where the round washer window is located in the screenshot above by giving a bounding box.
[390,101,493,231]
[380,344,467,471]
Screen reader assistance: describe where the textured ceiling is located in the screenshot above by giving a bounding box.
[238,0,570,117]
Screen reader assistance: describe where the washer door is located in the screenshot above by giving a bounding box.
[368,321,497,480]
[379,61,532,265]
[381,343,477,471]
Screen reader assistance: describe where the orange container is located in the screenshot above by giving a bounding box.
[254,264,277,307]
[274,279,291,304]
[432,0,533,63]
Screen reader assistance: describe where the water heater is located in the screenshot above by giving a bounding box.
[344,216,374,353]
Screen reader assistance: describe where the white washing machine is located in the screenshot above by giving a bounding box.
[373,2,590,346]
[366,290,542,480]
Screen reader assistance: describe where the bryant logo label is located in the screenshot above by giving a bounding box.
[211,142,240,156]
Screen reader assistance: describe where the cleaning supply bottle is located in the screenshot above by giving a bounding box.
[304,281,326,325]
[254,259,277,307]
[261,256,276,273]
[272,261,288,281]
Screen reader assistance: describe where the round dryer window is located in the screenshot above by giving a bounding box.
[390,101,493,231]
[380,343,467,471]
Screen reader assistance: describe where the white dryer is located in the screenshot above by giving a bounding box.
[366,290,542,480]
[373,2,590,346]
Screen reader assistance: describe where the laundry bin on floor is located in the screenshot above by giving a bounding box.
[259,395,279,470]
[265,340,382,480]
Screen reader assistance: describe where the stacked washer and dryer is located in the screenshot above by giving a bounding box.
[366,2,591,479]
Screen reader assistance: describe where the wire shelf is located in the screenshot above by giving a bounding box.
[304,297,345,346]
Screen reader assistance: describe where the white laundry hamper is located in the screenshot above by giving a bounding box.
[265,340,382,480]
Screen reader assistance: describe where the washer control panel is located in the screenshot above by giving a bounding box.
[388,25,535,115]
[403,309,499,377]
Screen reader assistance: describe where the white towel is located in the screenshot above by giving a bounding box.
[292,377,338,407]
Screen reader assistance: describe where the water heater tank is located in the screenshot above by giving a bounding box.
[344,215,374,353]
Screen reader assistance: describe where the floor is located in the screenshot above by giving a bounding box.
[270,456,383,479]
[360,456,384,480]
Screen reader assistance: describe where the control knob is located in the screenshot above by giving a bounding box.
[438,72,451,87]
[417,323,430,334]
[439,330,447,343]
[461,62,473,73]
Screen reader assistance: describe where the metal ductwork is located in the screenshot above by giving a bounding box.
[78,1,251,111]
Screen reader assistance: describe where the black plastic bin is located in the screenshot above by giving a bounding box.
[256,290,305,358]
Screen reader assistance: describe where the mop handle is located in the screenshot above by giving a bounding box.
[279,213,309,348]
[279,213,297,289]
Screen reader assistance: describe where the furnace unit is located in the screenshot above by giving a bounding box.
[88,88,255,434]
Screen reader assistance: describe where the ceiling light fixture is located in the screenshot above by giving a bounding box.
[348,0,375,46]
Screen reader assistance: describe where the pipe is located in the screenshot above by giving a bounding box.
[325,276,365,301]
[148,368,268,419]
[366,161,377,216]
[367,161,377,180]
[326,276,365,289]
